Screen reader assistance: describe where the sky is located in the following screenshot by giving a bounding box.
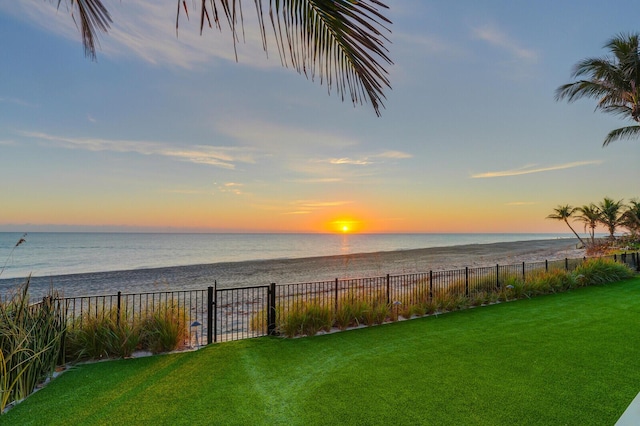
[0,1,638,234]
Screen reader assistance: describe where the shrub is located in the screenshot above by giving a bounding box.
[572,258,634,286]
[1,279,64,413]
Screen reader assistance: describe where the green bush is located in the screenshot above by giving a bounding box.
[572,258,634,286]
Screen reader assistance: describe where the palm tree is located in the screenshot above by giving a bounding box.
[56,0,392,116]
[622,199,640,236]
[546,205,586,247]
[596,197,625,239]
[555,33,640,146]
[575,204,600,246]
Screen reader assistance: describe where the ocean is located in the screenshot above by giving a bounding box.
[0,232,575,281]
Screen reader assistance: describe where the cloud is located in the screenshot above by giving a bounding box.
[1,2,276,70]
[393,32,461,56]
[373,150,413,159]
[218,119,360,150]
[330,158,371,165]
[506,201,536,206]
[322,150,412,166]
[216,182,247,195]
[18,130,255,169]
[0,96,37,108]
[295,200,352,208]
[471,161,602,178]
[472,24,537,61]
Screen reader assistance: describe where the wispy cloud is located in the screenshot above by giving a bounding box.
[0,96,37,108]
[295,200,352,208]
[373,151,413,160]
[280,199,353,215]
[218,119,360,150]
[323,150,412,166]
[506,201,536,206]
[217,182,247,195]
[393,32,461,56]
[330,158,371,165]
[471,161,602,178]
[1,2,275,70]
[19,130,255,169]
[472,24,538,62]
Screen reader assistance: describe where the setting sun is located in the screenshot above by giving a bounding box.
[327,218,362,234]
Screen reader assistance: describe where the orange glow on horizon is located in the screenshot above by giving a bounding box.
[326,217,363,234]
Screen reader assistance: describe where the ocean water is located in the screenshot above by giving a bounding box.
[0,232,575,281]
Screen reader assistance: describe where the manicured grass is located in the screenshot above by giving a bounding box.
[4,278,640,425]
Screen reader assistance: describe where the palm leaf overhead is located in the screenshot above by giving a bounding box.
[556,33,640,146]
[58,0,393,116]
[57,0,112,60]
[603,125,640,146]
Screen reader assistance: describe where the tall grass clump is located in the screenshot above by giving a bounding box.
[140,302,189,353]
[1,279,65,413]
[572,258,634,286]
[65,308,140,361]
[65,302,189,360]
[335,292,369,329]
[277,301,332,337]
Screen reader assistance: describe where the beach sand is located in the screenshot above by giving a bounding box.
[0,238,584,299]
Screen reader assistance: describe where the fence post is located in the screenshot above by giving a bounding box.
[116,291,121,327]
[207,286,214,344]
[465,267,469,296]
[614,254,618,263]
[565,258,568,271]
[636,252,640,272]
[334,278,339,314]
[496,264,500,289]
[545,259,548,272]
[522,262,525,281]
[267,283,277,336]
[386,274,390,304]
[429,270,433,299]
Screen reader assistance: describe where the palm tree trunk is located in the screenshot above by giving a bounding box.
[564,219,586,247]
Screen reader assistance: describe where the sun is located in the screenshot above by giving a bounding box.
[327,218,360,233]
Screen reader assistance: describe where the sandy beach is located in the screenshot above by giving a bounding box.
[1,238,583,298]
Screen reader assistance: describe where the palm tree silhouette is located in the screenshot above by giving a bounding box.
[546,205,586,247]
[556,33,640,146]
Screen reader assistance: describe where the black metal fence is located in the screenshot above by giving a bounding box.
[31,252,640,348]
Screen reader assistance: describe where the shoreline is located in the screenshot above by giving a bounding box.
[1,238,583,298]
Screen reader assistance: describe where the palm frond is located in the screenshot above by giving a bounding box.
[603,125,640,146]
[57,0,112,60]
[178,0,392,115]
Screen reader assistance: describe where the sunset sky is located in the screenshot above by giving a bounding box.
[0,1,637,234]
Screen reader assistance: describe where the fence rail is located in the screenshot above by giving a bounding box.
[28,252,640,348]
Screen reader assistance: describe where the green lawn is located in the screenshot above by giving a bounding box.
[4,278,640,425]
